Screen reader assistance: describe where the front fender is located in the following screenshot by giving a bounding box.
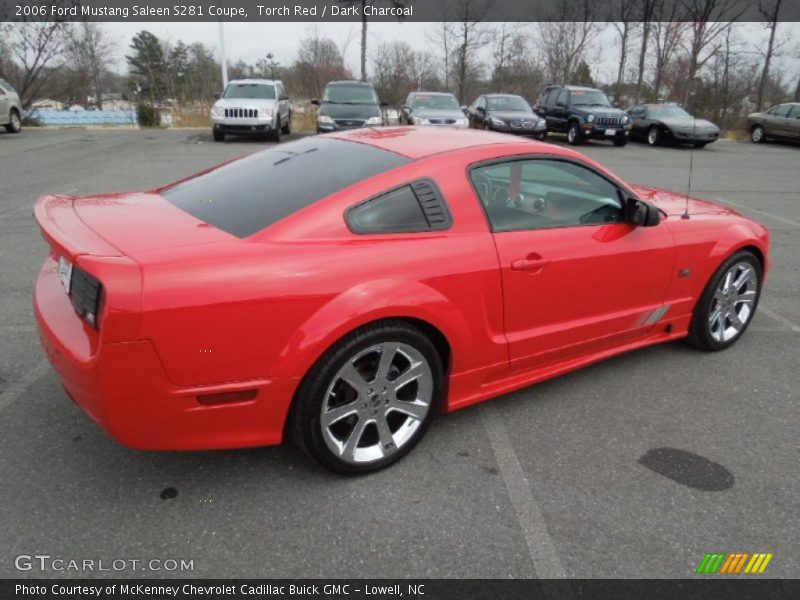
[267,278,472,380]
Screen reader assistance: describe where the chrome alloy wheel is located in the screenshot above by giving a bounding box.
[10,111,21,132]
[708,261,758,343]
[320,342,433,465]
[648,127,658,145]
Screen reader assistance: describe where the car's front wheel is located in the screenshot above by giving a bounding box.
[647,126,659,146]
[567,122,583,145]
[292,321,443,474]
[751,125,765,143]
[212,127,225,142]
[686,251,762,351]
[5,109,21,133]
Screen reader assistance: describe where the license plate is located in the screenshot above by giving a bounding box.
[58,256,73,293]
[605,128,616,136]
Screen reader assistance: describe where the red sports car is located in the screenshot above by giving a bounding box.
[34,127,769,474]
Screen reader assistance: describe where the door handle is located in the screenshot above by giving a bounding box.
[511,254,550,272]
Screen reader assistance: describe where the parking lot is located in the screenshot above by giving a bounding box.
[0,127,797,579]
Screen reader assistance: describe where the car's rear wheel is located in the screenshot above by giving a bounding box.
[5,109,21,133]
[647,126,659,146]
[751,125,765,143]
[483,122,491,131]
[212,128,225,142]
[567,122,583,145]
[686,251,762,351]
[292,321,443,474]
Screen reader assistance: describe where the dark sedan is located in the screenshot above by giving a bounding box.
[747,102,800,144]
[467,94,547,139]
[627,104,720,148]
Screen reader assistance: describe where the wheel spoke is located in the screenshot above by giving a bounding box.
[722,271,733,294]
[730,310,744,329]
[321,402,359,428]
[374,343,399,385]
[708,305,723,327]
[374,414,395,454]
[736,289,756,304]
[732,267,752,291]
[339,362,369,395]
[341,418,368,461]
[388,399,428,421]
[391,361,424,392]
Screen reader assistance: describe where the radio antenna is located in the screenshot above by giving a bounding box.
[682,109,696,220]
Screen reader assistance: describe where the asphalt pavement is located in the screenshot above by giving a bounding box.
[0,127,797,579]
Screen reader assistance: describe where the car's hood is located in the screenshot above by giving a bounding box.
[71,191,235,259]
[489,110,541,122]
[575,106,626,117]
[213,98,277,109]
[411,108,465,121]
[318,103,381,120]
[631,185,741,217]
[659,116,718,131]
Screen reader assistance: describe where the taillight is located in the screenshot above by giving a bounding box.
[69,265,103,329]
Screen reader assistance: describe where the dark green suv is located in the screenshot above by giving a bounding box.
[534,85,631,146]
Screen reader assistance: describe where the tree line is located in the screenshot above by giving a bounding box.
[1,0,798,130]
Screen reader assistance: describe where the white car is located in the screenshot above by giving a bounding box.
[210,79,291,142]
[0,79,22,134]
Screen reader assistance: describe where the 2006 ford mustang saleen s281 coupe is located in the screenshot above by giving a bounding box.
[34,127,769,474]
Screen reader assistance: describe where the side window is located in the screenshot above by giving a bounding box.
[470,159,623,232]
[477,96,486,109]
[346,180,452,234]
[537,90,551,106]
[555,89,569,106]
[773,104,791,117]
[789,105,800,119]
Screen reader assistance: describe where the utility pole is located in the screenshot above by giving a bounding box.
[218,22,228,88]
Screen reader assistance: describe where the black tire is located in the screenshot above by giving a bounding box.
[685,250,762,352]
[534,131,548,141]
[647,126,659,146]
[212,128,225,142]
[281,112,291,135]
[751,125,765,143]
[567,121,583,145]
[5,108,21,133]
[269,123,281,142]
[291,321,444,475]
[483,122,491,131]
[613,136,628,147]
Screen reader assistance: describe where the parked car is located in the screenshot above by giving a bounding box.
[747,102,800,144]
[210,79,291,142]
[312,81,384,133]
[466,94,547,139]
[400,92,468,128]
[0,78,22,134]
[627,104,720,147]
[535,84,631,146]
[34,127,769,474]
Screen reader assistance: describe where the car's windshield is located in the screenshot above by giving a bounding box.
[649,106,690,118]
[412,94,459,110]
[223,83,276,100]
[0,79,16,94]
[487,96,531,112]
[570,90,611,107]
[323,84,379,105]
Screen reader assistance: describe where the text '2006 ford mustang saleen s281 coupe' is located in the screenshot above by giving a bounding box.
[34,127,769,474]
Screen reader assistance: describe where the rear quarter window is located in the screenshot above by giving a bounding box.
[161,137,410,238]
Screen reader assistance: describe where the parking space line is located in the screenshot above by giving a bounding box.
[480,402,567,578]
[712,196,800,227]
[0,359,49,414]
[760,305,800,333]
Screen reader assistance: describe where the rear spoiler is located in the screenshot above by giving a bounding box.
[34,195,122,260]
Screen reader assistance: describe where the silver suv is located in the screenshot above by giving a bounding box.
[0,79,22,134]
[210,79,291,142]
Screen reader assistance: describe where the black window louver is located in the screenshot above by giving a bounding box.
[410,179,451,230]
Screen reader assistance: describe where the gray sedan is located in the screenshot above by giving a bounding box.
[0,79,22,134]
[401,92,468,128]
[748,102,800,144]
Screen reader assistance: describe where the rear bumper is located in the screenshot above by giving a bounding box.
[34,256,298,451]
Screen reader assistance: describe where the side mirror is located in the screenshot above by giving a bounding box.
[555,101,566,108]
[403,105,411,113]
[213,92,221,100]
[460,105,468,114]
[625,198,660,227]
[310,98,320,106]
[476,106,486,114]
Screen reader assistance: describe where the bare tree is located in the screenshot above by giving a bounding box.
[66,23,115,108]
[651,19,689,101]
[2,21,68,108]
[371,40,414,104]
[610,2,639,103]
[756,0,785,110]
[633,0,658,103]
[427,20,455,93]
[452,0,493,103]
[679,0,746,105]
[336,0,413,81]
[537,0,600,84]
[292,28,351,99]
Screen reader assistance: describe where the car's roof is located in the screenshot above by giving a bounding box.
[485,93,524,98]
[328,126,558,160]
[327,80,375,87]
[545,85,600,92]
[409,91,455,97]
[227,79,281,86]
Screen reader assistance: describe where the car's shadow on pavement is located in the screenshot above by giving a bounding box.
[187,132,311,145]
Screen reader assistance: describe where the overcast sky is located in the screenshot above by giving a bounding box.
[101,21,800,88]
